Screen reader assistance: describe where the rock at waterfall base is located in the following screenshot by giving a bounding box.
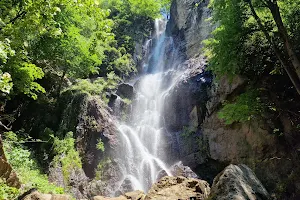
[21,191,72,200]
[93,190,145,200]
[209,164,270,200]
[145,176,210,200]
[93,176,210,200]
[157,161,199,181]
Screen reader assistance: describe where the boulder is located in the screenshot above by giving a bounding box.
[157,161,198,181]
[169,161,199,178]
[209,164,270,200]
[115,177,135,195]
[116,83,135,100]
[124,190,145,200]
[93,196,127,200]
[21,191,72,200]
[145,176,210,200]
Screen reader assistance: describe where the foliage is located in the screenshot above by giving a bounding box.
[66,71,121,104]
[52,132,82,183]
[0,72,12,95]
[204,0,300,79]
[68,72,121,95]
[218,90,264,125]
[96,138,105,152]
[99,0,170,58]
[0,0,140,100]
[122,98,132,105]
[0,179,19,200]
[3,131,64,195]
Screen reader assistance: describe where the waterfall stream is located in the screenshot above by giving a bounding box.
[115,18,182,193]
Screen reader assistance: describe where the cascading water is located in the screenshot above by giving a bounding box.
[115,18,183,193]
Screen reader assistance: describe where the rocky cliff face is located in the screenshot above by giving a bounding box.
[167,0,214,58]
[166,0,300,198]
[48,90,123,199]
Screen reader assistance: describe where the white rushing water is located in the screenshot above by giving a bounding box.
[116,18,182,192]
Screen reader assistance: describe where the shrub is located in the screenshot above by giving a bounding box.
[3,132,64,195]
[96,138,105,152]
[218,90,264,125]
[0,179,19,200]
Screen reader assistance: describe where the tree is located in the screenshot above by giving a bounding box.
[245,0,300,94]
[205,0,300,95]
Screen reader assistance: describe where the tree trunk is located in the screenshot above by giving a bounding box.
[266,0,300,79]
[246,0,300,95]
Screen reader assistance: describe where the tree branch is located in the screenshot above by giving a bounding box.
[0,121,12,131]
[0,10,27,32]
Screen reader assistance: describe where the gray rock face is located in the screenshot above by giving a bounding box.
[52,91,122,198]
[163,57,212,132]
[167,0,215,58]
[161,57,212,167]
[157,161,199,181]
[210,164,270,200]
[116,83,135,100]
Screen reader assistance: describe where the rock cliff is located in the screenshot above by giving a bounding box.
[166,0,300,198]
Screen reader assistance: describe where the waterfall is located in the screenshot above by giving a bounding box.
[115,18,183,193]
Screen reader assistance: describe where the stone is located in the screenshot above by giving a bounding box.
[21,191,51,200]
[116,83,135,100]
[167,0,215,58]
[145,176,210,200]
[20,191,72,200]
[124,190,145,200]
[117,177,134,194]
[169,161,199,179]
[51,194,73,200]
[209,164,270,200]
[157,161,199,181]
[93,196,127,200]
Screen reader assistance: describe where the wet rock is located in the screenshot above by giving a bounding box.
[116,83,135,100]
[145,176,210,200]
[209,164,270,200]
[163,57,212,132]
[157,161,198,181]
[117,178,134,194]
[170,161,199,178]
